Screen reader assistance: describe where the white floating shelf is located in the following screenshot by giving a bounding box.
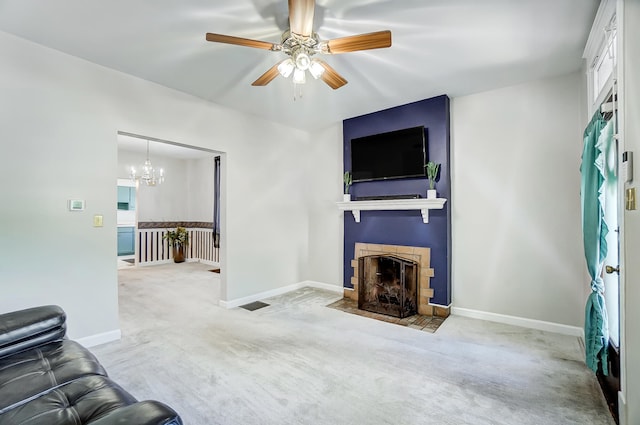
[337,198,447,224]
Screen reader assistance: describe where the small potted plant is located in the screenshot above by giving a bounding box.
[425,161,440,199]
[343,171,353,202]
[163,226,189,263]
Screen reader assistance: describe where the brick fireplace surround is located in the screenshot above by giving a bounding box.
[345,243,450,318]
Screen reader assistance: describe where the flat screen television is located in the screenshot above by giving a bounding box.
[350,126,427,182]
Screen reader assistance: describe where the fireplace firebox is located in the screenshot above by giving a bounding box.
[358,255,418,318]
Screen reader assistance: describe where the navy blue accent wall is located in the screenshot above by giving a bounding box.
[343,95,451,306]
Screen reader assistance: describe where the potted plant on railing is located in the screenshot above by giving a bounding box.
[163,226,189,263]
[425,161,440,199]
[343,171,353,202]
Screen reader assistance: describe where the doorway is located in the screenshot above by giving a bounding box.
[116,131,223,273]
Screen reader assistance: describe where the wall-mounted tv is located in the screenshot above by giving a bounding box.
[350,126,427,182]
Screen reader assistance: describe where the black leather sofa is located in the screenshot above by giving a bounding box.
[0,305,183,425]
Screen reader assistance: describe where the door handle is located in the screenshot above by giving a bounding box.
[605,265,620,274]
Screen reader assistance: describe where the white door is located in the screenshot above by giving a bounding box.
[602,121,620,348]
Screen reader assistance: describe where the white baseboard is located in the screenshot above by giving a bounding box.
[451,307,584,337]
[301,281,343,293]
[219,282,303,309]
[618,391,626,425]
[76,329,122,348]
[219,281,342,309]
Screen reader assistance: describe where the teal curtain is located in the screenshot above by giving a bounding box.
[580,111,610,374]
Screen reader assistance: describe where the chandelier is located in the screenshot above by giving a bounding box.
[130,140,165,186]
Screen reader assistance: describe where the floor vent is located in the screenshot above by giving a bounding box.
[239,301,269,311]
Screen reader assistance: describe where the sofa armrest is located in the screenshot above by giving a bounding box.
[87,401,183,425]
[0,305,66,358]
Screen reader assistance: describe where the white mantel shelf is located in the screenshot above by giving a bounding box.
[337,198,447,223]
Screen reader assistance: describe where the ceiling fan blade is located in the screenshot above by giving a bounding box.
[289,0,315,37]
[318,61,348,90]
[252,63,282,86]
[206,33,278,51]
[326,30,392,54]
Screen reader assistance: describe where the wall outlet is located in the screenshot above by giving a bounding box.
[93,215,104,227]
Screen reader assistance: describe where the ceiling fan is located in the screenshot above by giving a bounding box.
[205,0,392,90]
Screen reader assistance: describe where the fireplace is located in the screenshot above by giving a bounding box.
[347,243,448,317]
[358,255,418,318]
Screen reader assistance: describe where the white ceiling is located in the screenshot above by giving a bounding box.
[0,0,598,132]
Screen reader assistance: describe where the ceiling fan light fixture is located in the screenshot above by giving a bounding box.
[293,68,306,84]
[294,51,311,70]
[309,60,325,79]
[278,59,295,77]
[205,0,392,91]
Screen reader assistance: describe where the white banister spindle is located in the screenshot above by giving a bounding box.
[137,227,219,265]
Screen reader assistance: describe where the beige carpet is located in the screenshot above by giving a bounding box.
[91,262,614,425]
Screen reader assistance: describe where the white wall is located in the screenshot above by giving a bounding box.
[451,72,586,327]
[118,151,216,223]
[118,150,190,222]
[0,30,311,339]
[619,0,640,421]
[186,156,216,222]
[136,156,188,222]
[222,130,310,301]
[305,123,344,286]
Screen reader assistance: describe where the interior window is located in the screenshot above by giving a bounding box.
[592,17,617,104]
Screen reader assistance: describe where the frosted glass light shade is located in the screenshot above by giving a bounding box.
[309,60,325,79]
[277,59,295,78]
[293,68,306,84]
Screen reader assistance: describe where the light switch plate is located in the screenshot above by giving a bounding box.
[622,151,633,183]
[93,215,104,227]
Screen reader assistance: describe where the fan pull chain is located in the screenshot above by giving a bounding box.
[293,82,304,101]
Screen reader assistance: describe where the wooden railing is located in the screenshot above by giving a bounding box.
[137,227,219,265]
